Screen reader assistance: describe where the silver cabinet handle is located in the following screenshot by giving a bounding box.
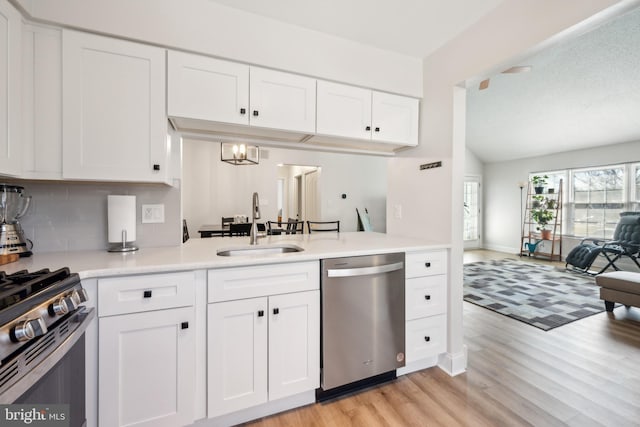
[327,262,404,278]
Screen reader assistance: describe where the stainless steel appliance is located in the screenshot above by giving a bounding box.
[0,184,33,256]
[319,252,405,399]
[0,267,94,427]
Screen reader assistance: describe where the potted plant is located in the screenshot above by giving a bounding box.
[531,194,544,208]
[531,175,548,194]
[531,207,554,239]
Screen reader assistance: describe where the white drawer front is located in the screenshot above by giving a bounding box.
[208,261,319,303]
[406,275,447,320]
[98,271,196,317]
[405,315,446,363]
[405,250,447,278]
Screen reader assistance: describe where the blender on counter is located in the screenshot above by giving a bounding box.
[0,184,32,256]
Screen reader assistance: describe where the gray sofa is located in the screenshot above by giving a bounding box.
[595,271,640,311]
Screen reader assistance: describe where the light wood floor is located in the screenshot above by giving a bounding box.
[244,250,640,427]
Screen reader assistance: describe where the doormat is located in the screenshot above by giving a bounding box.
[464,259,605,331]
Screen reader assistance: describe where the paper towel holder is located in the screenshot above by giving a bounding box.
[107,195,139,253]
[108,229,139,252]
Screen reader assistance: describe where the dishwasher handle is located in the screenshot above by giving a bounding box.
[326,261,404,278]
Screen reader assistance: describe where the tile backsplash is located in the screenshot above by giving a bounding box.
[12,180,181,253]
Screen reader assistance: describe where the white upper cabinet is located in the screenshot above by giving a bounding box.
[62,30,168,183]
[0,0,22,177]
[316,80,371,140]
[371,91,419,146]
[249,66,316,133]
[317,80,419,147]
[22,24,62,180]
[168,51,249,125]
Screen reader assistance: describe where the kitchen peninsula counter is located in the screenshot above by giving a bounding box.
[2,232,449,278]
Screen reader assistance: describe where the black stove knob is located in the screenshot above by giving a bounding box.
[48,296,76,316]
[10,318,48,342]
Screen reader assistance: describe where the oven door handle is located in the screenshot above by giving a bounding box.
[326,262,404,278]
[0,307,96,404]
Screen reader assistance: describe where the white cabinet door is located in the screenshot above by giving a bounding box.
[22,24,62,179]
[249,67,316,133]
[371,91,419,146]
[0,0,21,176]
[99,307,195,427]
[62,30,168,182]
[167,51,249,125]
[268,290,319,401]
[208,297,268,417]
[316,80,371,140]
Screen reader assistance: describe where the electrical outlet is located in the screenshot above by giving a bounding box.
[394,204,402,219]
[142,204,165,224]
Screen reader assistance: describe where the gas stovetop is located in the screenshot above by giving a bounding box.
[0,267,86,364]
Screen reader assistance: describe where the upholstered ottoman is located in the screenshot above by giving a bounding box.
[595,271,640,311]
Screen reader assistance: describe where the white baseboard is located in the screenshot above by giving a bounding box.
[437,346,468,376]
[481,243,519,255]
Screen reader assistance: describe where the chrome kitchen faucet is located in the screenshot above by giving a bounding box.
[249,192,261,245]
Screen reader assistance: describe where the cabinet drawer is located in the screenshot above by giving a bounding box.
[406,275,446,320]
[208,261,319,303]
[405,315,446,363]
[98,271,196,317]
[405,250,447,278]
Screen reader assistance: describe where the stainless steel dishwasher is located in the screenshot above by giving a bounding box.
[319,252,405,399]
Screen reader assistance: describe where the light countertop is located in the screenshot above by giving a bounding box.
[2,232,449,279]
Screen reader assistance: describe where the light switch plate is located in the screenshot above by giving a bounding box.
[142,204,165,223]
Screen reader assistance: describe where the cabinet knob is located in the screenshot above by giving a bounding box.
[424,295,431,301]
[374,127,380,132]
[143,290,152,298]
[240,108,246,115]
[181,322,189,329]
[425,262,431,268]
[257,310,264,317]
[273,308,279,315]
[424,336,431,342]
[253,110,259,117]
[153,164,160,171]
[365,126,371,131]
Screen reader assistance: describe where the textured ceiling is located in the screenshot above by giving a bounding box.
[207,0,504,58]
[466,6,640,163]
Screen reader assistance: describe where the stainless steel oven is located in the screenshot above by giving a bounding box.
[0,268,93,427]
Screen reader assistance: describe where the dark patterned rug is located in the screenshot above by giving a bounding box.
[464,259,605,331]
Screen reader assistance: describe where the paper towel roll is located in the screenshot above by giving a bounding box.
[108,195,136,243]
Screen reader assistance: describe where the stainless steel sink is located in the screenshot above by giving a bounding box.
[217,244,304,257]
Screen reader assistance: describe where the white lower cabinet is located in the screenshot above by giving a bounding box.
[207,289,319,418]
[97,271,199,427]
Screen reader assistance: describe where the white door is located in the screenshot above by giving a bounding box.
[371,91,419,146]
[316,80,371,140]
[268,290,320,400]
[98,307,195,427]
[62,30,167,182]
[0,0,21,176]
[167,51,249,125]
[207,297,268,417]
[304,170,320,222]
[463,177,482,249]
[249,67,316,133]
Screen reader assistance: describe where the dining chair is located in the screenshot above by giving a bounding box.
[229,222,251,236]
[267,221,283,235]
[285,219,304,234]
[307,220,340,233]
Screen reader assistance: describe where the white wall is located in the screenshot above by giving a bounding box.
[465,148,484,176]
[16,0,422,97]
[390,0,623,375]
[484,139,640,254]
[182,140,388,236]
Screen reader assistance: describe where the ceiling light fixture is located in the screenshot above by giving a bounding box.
[221,142,259,165]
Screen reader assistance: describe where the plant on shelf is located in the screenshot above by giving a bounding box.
[531,207,554,239]
[531,194,545,208]
[531,175,549,194]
